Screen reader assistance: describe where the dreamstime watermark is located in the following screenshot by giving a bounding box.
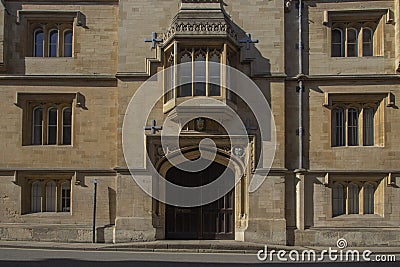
[122,62,276,207]
[257,238,397,262]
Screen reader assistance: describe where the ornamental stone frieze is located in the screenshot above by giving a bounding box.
[162,0,239,47]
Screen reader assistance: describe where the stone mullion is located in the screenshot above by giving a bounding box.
[206,48,209,96]
[56,182,62,212]
[359,107,364,146]
[59,26,65,57]
[57,105,63,145]
[42,24,49,57]
[26,102,34,146]
[345,107,348,146]
[341,183,347,215]
[191,47,195,96]
[56,24,62,57]
[42,104,48,145]
[359,183,364,215]
[221,43,227,99]
[358,24,363,57]
[173,41,178,101]
[344,26,348,57]
[41,181,46,212]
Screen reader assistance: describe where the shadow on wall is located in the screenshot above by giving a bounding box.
[96,187,117,243]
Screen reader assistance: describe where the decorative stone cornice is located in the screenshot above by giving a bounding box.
[162,0,238,46]
[163,21,237,43]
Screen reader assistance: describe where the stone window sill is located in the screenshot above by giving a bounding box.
[23,212,72,217]
[331,214,383,220]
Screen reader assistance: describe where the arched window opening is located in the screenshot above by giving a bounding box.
[32,107,43,145]
[47,108,58,145]
[62,107,72,145]
[362,28,373,57]
[347,28,358,57]
[31,182,42,213]
[49,29,59,57]
[332,108,345,147]
[64,30,73,57]
[331,28,343,57]
[332,183,345,217]
[34,30,44,57]
[363,107,374,146]
[46,181,57,212]
[364,183,375,214]
[61,182,71,212]
[348,108,359,146]
[194,50,206,96]
[209,51,221,96]
[178,52,192,97]
[348,183,360,214]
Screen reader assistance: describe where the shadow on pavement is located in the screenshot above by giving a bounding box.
[0,260,399,267]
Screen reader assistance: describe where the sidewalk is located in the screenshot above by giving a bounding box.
[0,240,399,254]
[0,240,301,254]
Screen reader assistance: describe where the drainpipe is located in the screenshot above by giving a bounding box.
[297,0,304,171]
[295,0,306,232]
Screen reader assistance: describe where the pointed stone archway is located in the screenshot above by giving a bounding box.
[152,144,251,241]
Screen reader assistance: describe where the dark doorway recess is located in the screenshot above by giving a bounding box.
[165,161,234,240]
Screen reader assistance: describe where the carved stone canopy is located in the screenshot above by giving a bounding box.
[162,0,238,46]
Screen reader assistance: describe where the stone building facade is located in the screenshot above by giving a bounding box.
[0,0,399,246]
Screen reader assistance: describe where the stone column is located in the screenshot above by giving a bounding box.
[295,173,305,230]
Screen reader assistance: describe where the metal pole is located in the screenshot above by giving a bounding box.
[298,0,303,170]
[92,179,98,243]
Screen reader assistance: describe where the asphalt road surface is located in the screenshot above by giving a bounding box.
[0,248,398,267]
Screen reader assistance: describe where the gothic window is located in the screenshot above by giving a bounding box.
[47,107,58,145]
[61,182,71,212]
[348,183,360,214]
[48,29,59,57]
[31,24,73,57]
[363,183,375,214]
[331,103,379,147]
[34,29,44,57]
[32,107,43,145]
[362,28,373,57]
[347,107,359,146]
[46,181,57,212]
[346,28,358,57]
[30,104,72,146]
[226,56,237,104]
[331,28,344,57]
[332,183,345,217]
[363,107,375,146]
[173,48,223,100]
[63,30,73,57]
[27,178,72,214]
[332,108,345,147]
[331,180,380,217]
[31,181,42,213]
[18,93,77,146]
[330,23,380,57]
[62,107,72,145]
[209,50,221,96]
[164,53,175,103]
[194,50,207,96]
[178,51,192,97]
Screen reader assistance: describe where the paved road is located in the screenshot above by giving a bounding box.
[0,248,398,267]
